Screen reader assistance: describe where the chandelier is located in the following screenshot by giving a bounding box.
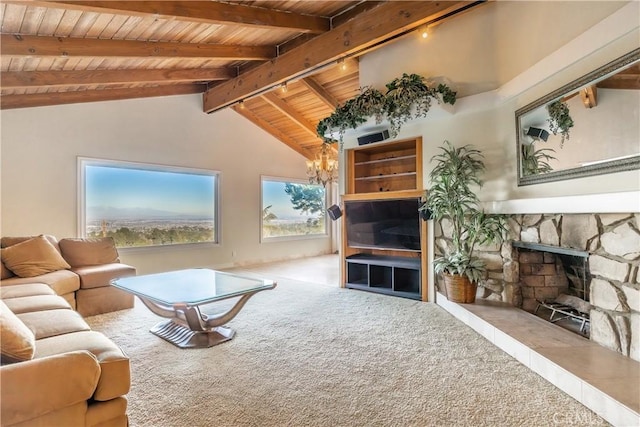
[306,143,338,187]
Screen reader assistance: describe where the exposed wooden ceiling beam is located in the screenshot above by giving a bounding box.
[0,34,275,60]
[0,84,205,109]
[300,77,339,109]
[596,63,640,90]
[580,85,597,108]
[261,92,321,140]
[203,1,483,113]
[24,1,330,33]
[232,104,314,159]
[330,1,386,27]
[1,68,235,89]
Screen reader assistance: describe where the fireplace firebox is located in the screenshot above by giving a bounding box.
[513,241,591,336]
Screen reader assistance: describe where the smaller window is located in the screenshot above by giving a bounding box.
[261,176,327,241]
[79,158,219,248]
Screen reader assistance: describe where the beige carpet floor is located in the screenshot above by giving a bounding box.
[86,275,608,427]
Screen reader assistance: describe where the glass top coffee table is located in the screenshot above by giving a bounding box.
[111,269,276,348]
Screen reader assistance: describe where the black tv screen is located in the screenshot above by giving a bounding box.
[345,198,420,251]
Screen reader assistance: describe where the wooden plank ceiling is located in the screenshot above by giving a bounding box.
[0,1,483,159]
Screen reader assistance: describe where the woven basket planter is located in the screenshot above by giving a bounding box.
[443,273,477,304]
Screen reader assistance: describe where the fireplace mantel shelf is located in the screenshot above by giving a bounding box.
[512,241,589,258]
[484,191,639,215]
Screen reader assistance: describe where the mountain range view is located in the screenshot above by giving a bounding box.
[87,206,213,221]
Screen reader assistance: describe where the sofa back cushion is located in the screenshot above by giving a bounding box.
[0,300,36,363]
[58,237,120,267]
[1,236,71,278]
[1,261,13,280]
[1,235,61,252]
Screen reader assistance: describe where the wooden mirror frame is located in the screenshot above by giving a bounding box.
[516,48,640,186]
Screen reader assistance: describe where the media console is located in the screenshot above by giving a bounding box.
[345,254,421,300]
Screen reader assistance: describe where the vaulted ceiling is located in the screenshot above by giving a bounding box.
[0,1,484,159]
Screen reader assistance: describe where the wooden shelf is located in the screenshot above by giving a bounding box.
[354,154,417,166]
[354,171,417,181]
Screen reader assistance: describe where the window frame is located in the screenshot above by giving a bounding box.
[260,175,328,243]
[78,157,221,250]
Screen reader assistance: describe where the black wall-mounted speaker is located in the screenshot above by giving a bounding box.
[526,127,550,142]
[357,129,390,146]
[327,204,342,221]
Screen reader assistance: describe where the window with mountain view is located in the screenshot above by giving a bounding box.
[79,158,218,248]
[261,176,326,241]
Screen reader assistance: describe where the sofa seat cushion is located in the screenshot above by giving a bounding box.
[59,237,120,267]
[72,264,136,290]
[35,331,130,401]
[0,283,55,299]
[0,300,35,364]
[3,295,71,315]
[1,269,80,296]
[18,309,90,340]
[1,235,71,278]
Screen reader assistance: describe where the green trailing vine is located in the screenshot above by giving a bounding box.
[546,100,574,147]
[317,73,457,143]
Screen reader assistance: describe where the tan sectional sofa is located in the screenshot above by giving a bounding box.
[0,235,136,426]
[1,235,136,316]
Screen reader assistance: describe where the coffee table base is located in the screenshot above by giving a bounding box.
[150,320,235,348]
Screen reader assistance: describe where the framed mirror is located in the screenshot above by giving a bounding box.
[516,48,640,186]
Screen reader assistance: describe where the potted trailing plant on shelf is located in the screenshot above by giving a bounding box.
[384,73,434,135]
[317,73,456,143]
[420,141,507,303]
[316,86,385,143]
[546,100,573,147]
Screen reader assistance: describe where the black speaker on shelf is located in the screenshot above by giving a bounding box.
[357,129,390,146]
[327,204,342,221]
[420,208,432,221]
[526,126,550,142]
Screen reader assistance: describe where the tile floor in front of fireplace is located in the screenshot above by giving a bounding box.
[231,254,639,427]
[438,295,640,427]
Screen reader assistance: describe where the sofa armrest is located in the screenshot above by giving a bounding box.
[0,350,101,426]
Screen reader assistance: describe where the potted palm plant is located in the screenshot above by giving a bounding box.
[421,141,507,303]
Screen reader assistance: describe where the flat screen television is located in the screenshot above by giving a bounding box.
[345,198,420,252]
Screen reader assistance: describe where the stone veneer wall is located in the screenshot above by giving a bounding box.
[434,213,640,362]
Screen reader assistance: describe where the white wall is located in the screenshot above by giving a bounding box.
[352,0,640,213]
[0,94,332,274]
[360,1,629,97]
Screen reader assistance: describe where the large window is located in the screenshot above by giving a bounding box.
[261,176,327,241]
[79,158,219,248]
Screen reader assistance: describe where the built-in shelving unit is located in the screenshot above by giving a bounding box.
[348,138,421,194]
[341,137,428,301]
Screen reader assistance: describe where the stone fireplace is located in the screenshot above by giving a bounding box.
[434,213,640,362]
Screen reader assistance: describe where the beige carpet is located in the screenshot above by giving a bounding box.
[86,275,608,427]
